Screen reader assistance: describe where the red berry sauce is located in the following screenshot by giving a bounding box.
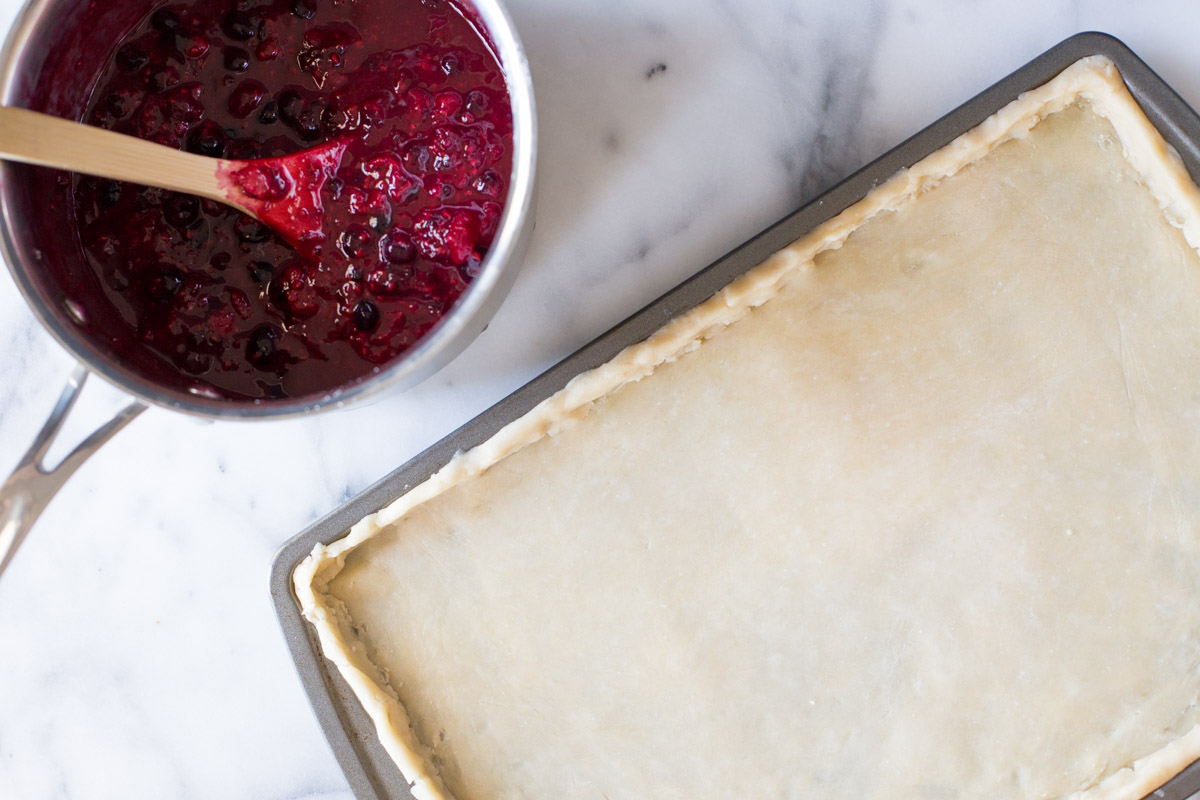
[66,0,512,401]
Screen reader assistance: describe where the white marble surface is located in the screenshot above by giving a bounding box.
[3,1,1200,797]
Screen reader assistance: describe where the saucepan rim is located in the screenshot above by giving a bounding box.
[0,0,537,420]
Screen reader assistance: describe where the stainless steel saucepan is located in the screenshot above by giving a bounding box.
[0,0,537,577]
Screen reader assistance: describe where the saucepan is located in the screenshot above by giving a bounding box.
[0,0,537,576]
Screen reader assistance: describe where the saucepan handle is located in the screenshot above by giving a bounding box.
[0,366,145,578]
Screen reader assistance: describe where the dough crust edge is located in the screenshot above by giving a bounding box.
[291,55,1200,800]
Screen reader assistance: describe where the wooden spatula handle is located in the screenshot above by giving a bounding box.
[0,106,226,203]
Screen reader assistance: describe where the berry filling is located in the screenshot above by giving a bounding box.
[61,0,512,401]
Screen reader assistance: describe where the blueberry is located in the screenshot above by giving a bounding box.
[144,266,184,303]
[223,47,251,72]
[338,224,373,259]
[464,90,489,117]
[115,43,148,73]
[234,217,272,244]
[473,170,504,198]
[277,89,304,124]
[223,138,262,161]
[147,67,179,93]
[191,136,225,158]
[382,230,416,264]
[247,261,274,283]
[245,324,282,364]
[180,350,213,375]
[223,10,257,41]
[104,92,132,118]
[295,109,322,141]
[322,105,357,133]
[353,300,379,332]
[256,100,278,125]
[290,0,317,20]
[97,180,122,208]
[184,222,211,249]
[150,8,181,32]
[186,122,227,158]
[164,195,201,229]
[266,274,289,310]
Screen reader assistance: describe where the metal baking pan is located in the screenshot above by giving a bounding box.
[269,31,1200,800]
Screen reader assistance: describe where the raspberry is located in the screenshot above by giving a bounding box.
[228,79,266,119]
[246,324,282,365]
[273,263,320,319]
[414,207,480,265]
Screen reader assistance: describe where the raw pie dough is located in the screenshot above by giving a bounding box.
[296,57,1200,800]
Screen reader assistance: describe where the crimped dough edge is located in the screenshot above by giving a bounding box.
[292,55,1200,800]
